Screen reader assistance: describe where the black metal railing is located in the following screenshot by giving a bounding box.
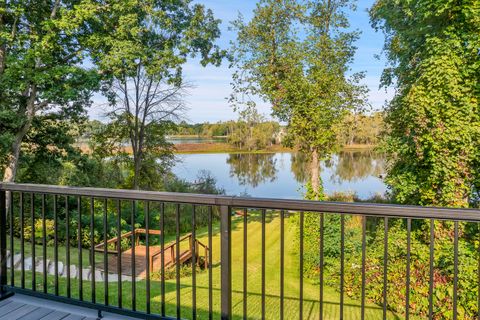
[0,183,479,319]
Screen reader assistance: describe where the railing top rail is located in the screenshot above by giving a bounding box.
[2,182,480,221]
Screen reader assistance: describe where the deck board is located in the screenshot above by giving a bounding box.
[17,307,54,320]
[0,301,25,316]
[60,315,86,320]
[0,304,38,320]
[1,294,136,320]
[0,299,13,308]
[37,311,68,320]
[38,311,70,320]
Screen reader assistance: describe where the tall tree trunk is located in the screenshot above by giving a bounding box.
[310,148,321,200]
[132,152,141,190]
[3,88,36,214]
[3,86,37,183]
[3,130,26,183]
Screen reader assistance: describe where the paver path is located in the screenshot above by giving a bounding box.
[5,250,139,282]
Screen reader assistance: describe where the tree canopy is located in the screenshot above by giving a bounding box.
[0,0,101,182]
[230,0,368,199]
[371,0,480,207]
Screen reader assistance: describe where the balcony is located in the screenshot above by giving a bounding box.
[0,183,478,319]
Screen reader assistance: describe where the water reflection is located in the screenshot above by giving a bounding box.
[329,151,386,183]
[290,152,310,184]
[227,153,278,187]
[228,151,386,190]
[173,151,386,199]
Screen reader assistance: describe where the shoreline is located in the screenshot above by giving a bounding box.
[76,142,376,155]
[174,142,376,154]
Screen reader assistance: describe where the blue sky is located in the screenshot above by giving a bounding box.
[91,0,393,122]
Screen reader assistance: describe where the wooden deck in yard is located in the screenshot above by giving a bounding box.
[95,231,209,278]
[99,245,193,277]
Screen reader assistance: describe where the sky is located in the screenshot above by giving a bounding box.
[90,0,393,123]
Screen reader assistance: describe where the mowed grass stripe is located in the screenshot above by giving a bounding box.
[11,212,398,319]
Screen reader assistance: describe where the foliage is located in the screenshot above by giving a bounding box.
[91,0,225,190]
[230,0,369,197]
[228,110,280,150]
[90,118,176,190]
[170,119,282,151]
[370,0,480,207]
[0,0,102,182]
[336,112,385,146]
[341,220,479,319]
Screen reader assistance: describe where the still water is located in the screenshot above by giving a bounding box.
[172,151,387,200]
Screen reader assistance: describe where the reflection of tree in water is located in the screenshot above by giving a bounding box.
[328,150,386,182]
[290,152,311,184]
[291,151,386,184]
[227,153,278,187]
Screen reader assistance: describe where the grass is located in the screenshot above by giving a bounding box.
[9,214,398,319]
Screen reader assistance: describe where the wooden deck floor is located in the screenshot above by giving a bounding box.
[0,298,95,320]
[0,294,136,320]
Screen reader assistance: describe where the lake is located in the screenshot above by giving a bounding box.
[172,151,387,200]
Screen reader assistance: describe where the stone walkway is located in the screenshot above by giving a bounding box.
[5,250,141,282]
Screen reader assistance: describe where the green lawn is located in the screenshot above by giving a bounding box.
[10,213,398,319]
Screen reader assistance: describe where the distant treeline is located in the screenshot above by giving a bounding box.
[170,111,384,150]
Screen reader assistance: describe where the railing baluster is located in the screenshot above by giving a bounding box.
[208,206,213,320]
[243,208,248,320]
[66,195,71,298]
[406,218,411,319]
[478,224,480,320]
[453,221,458,320]
[262,208,266,320]
[192,205,197,320]
[145,201,150,314]
[78,196,83,301]
[319,213,324,320]
[299,211,303,320]
[9,192,14,287]
[340,214,345,320]
[54,195,58,296]
[103,198,108,306]
[0,190,13,300]
[42,194,47,294]
[176,203,181,319]
[131,200,136,311]
[20,192,24,289]
[90,197,95,304]
[382,217,388,320]
[361,215,366,320]
[31,193,35,291]
[220,205,231,320]
[160,202,165,317]
[428,219,434,319]
[117,199,122,308]
[280,210,285,320]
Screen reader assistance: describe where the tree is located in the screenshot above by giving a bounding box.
[228,109,280,150]
[370,0,480,207]
[96,0,225,190]
[0,0,101,183]
[104,69,189,190]
[230,0,368,199]
[335,111,384,146]
[91,115,176,191]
